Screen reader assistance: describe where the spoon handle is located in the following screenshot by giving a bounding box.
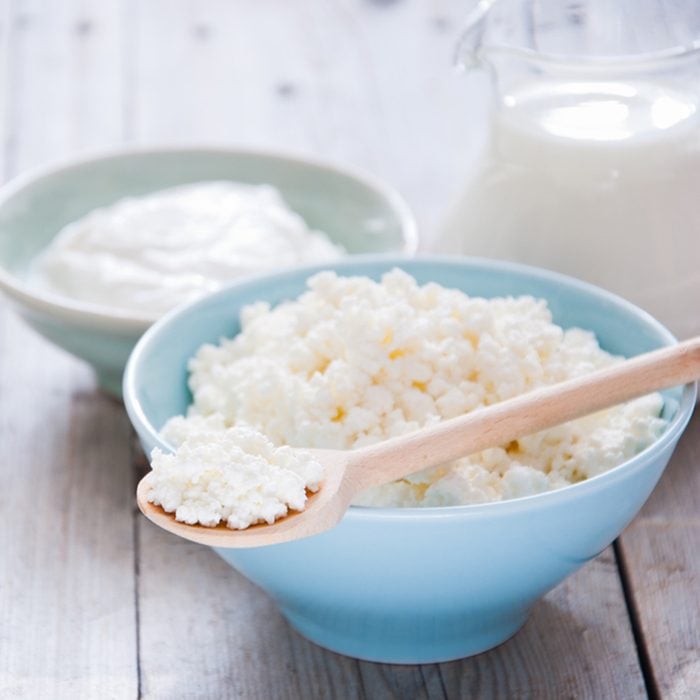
[351,336,700,490]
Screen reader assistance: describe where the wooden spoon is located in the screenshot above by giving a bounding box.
[137,336,700,548]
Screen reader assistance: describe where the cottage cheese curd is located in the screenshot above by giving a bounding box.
[149,421,323,529]
[32,181,343,316]
[161,269,667,510]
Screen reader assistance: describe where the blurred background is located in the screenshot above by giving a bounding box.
[0,0,486,238]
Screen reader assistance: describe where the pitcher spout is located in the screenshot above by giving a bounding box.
[454,0,499,70]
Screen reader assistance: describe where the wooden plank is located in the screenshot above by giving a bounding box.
[0,311,138,698]
[354,549,647,700]
[0,0,10,181]
[357,661,446,700]
[136,507,648,700]
[617,411,700,700]
[0,1,137,697]
[4,0,127,172]
[136,517,365,699]
[437,549,647,699]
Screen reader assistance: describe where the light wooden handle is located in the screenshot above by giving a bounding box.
[351,337,700,490]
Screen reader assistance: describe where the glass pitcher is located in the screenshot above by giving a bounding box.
[434,0,700,339]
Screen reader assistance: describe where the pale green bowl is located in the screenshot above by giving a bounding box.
[0,147,417,395]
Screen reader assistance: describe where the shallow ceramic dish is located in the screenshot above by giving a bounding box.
[124,256,696,664]
[0,147,417,395]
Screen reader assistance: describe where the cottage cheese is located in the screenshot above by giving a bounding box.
[32,181,343,316]
[148,422,323,529]
[162,268,667,509]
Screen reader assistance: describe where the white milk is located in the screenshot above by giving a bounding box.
[437,81,700,338]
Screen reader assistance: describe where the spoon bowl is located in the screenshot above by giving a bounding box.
[137,449,352,547]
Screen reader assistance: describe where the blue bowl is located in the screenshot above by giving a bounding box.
[124,256,696,663]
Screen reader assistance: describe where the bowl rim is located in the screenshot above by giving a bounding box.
[123,253,697,521]
[0,144,419,333]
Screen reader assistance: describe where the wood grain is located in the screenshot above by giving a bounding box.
[438,549,648,700]
[617,411,700,700]
[0,0,9,181]
[135,512,648,700]
[0,1,137,697]
[0,312,138,698]
[3,0,128,171]
[137,520,366,700]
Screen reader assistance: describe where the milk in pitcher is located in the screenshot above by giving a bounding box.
[435,1,700,338]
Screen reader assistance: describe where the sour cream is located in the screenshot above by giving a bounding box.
[32,181,344,316]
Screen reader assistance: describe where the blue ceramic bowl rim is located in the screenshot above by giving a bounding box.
[0,144,418,333]
[124,254,697,522]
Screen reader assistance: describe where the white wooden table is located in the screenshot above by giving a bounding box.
[0,2,698,698]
